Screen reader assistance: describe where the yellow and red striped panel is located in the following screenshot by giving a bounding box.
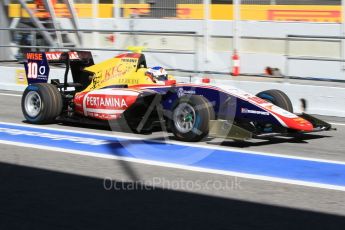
[7,4,343,22]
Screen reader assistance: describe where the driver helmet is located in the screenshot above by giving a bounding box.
[146,66,168,82]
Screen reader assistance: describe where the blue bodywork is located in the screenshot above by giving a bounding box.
[143,85,283,128]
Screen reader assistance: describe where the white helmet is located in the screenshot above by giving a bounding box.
[146,66,168,82]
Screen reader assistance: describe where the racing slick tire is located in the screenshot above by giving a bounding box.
[256,89,293,113]
[21,83,63,124]
[170,95,214,142]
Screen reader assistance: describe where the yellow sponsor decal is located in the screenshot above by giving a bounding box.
[84,57,138,91]
[293,117,309,124]
[15,69,27,85]
[117,78,139,85]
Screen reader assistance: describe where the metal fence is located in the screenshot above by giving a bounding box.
[0,27,200,71]
[285,35,345,78]
[233,0,345,78]
[1,0,345,80]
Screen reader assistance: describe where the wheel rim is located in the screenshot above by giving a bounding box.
[173,103,196,134]
[24,91,42,118]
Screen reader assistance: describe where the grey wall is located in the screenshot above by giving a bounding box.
[0,2,12,60]
[18,17,345,80]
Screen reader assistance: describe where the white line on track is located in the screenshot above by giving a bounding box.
[330,122,345,126]
[1,121,345,166]
[0,139,345,192]
[0,93,21,97]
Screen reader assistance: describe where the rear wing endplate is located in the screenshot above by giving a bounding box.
[24,51,94,86]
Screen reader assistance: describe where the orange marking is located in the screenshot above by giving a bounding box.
[268,10,340,22]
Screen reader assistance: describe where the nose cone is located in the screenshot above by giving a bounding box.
[286,117,314,132]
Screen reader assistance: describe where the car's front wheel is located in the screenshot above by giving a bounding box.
[21,83,63,124]
[256,89,293,113]
[170,95,214,142]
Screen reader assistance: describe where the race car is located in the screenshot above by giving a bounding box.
[21,48,333,142]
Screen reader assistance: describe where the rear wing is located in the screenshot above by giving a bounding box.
[24,51,94,90]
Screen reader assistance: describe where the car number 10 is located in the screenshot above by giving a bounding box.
[27,62,46,79]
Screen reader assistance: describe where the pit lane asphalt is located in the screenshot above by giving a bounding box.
[0,90,345,229]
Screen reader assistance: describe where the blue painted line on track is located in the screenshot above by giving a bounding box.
[0,122,345,187]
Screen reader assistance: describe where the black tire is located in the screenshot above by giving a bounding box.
[170,95,214,142]
[21,83,63,124]
[256,89,293,113]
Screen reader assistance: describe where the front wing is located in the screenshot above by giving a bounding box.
[209,113,334,141]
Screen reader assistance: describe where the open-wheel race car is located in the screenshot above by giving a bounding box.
[21,48,333,142]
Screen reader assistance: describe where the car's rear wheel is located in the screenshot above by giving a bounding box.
[22,83,63,124]
[256,89,293,113]
[170,95,214,142]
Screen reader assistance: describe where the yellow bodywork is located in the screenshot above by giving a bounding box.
[82,53,174,92]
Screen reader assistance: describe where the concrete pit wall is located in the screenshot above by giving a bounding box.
[53,18,345,81]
